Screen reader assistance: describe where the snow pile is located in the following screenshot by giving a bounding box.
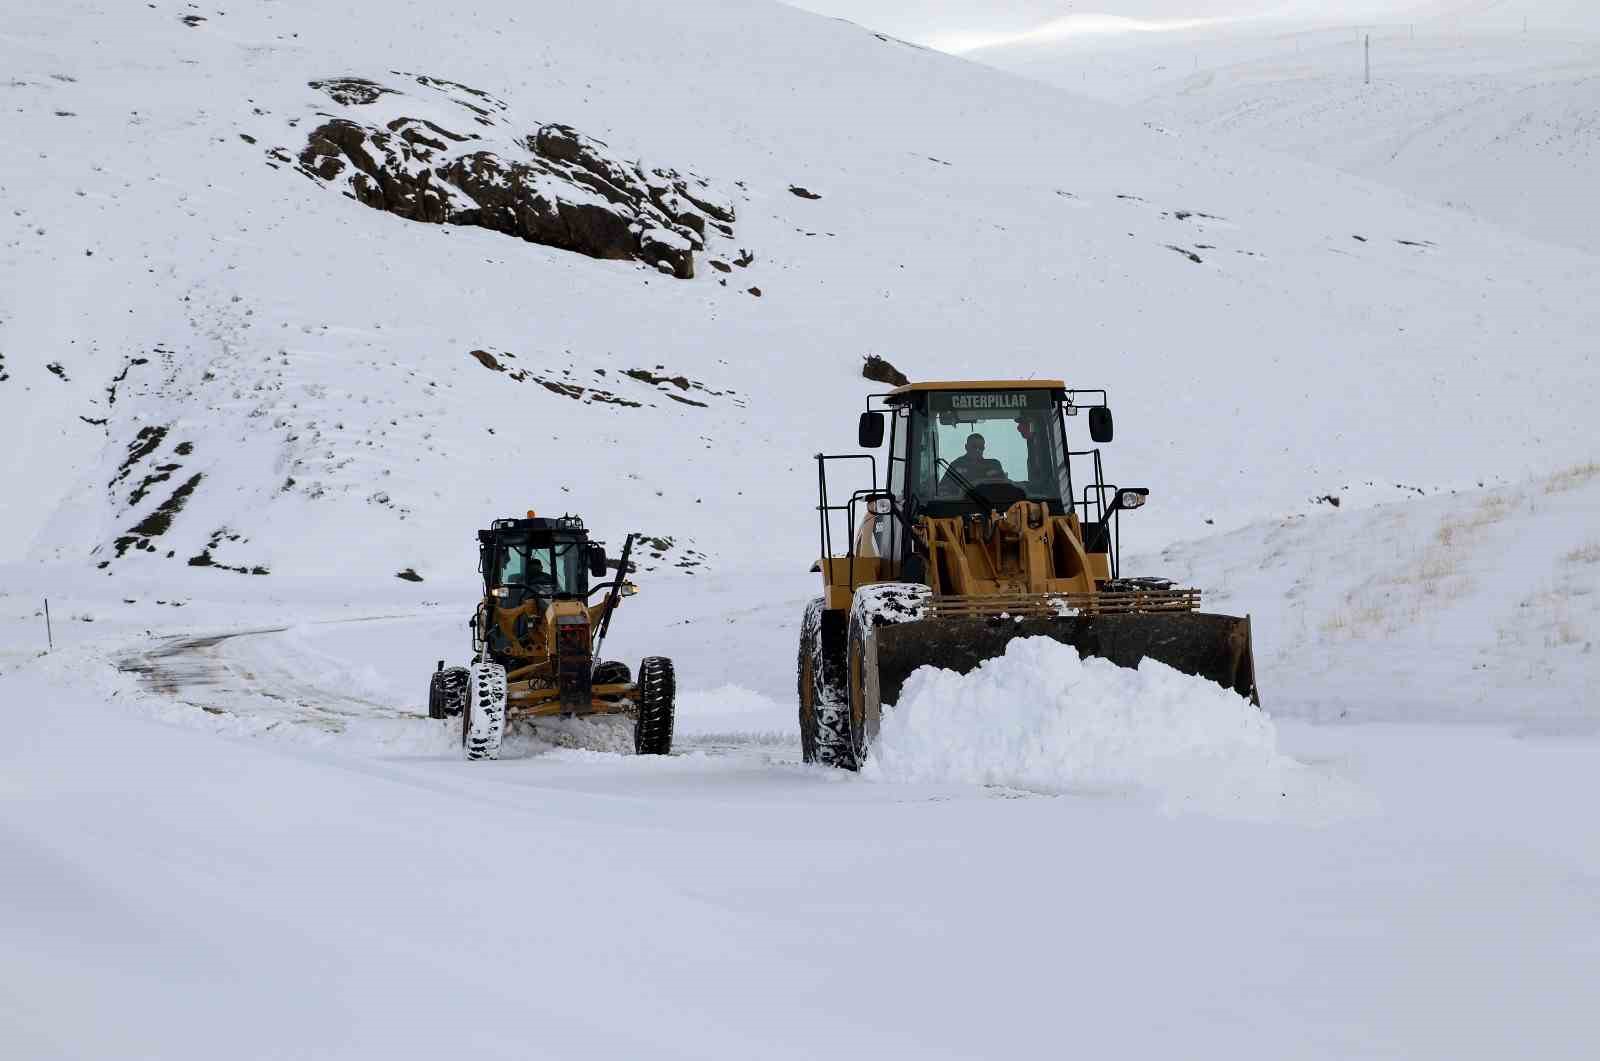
[1139,465,1600,727]
[865,636,1367,821]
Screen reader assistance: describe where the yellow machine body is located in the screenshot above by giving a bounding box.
[799,379,1259,770]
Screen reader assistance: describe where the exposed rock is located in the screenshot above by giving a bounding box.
[862,354,910,387]
[396,567,424,582]
[113,473,203,558]
[470,350,644,407]
[295,82,737,280]
[625,368,691,391]
[113,425,168,485]
[309,78,394,106]
[789,185,822,200]
[186,527,267,574]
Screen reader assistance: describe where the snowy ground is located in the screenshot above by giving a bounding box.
[10,645,1599,1059]
[5,467,1598,1058]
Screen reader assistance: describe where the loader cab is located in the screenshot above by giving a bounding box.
[478,516,595,607]
[821,380,1134,590]
[885,384,1072,519]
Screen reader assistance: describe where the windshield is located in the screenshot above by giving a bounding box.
[495,535,588,597]
[909,390,1068,507]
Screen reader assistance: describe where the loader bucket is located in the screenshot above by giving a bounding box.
[870,611,1260,714]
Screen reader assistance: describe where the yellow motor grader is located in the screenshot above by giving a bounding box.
[429,514,674,761]
[799,380,1259,769]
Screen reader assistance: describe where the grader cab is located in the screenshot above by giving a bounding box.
[429,514,675,761]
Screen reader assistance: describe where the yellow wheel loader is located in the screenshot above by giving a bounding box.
[429,514,674,761]
[799,380,1259,770]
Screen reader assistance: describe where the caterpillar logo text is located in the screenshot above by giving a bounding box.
[950,393,1029,410]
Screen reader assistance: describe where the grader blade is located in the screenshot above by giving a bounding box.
[871,611,1259,711]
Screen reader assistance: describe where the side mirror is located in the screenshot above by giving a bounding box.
[1089,406,1114,444]
[858,411,885,448]
[588,544,608,578]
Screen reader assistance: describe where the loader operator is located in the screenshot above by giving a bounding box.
[941,432,1006,491]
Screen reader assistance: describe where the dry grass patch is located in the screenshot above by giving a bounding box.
[1544,462,1600,494]
[1549,621,1586,648]
[1510,586,1593,651]
[1320,603,1389,639]
[1381,546,1473,603]
[1435,492,1514,547]
[1563,541,1600,566]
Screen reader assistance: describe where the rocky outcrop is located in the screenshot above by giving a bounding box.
[294,80,736,279]
[863,354,910,387]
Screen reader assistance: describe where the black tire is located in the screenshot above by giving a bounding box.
[428,667,447,720]
[838,605,875,770]
[634,656,675,755]
[798,597,854,769]
[463,662,507,761]
[592,660,632,686]
[428,666,469,719]
[797,602,820,763]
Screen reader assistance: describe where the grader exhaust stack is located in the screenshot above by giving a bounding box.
[797,380,1259,771]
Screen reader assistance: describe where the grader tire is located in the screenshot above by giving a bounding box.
[463,662,507,761]
[429,665,469,719]
[634,657,675,756]
[592,660,632,686]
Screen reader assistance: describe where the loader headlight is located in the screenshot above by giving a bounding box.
[870,498,894,516]
[1117,489,1149,510]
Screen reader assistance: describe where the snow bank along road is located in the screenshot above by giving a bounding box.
[4,522,1599,1059]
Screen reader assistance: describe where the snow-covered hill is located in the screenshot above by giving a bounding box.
[963,3,1600,253]
[3,0,1597,584]
[1139,461,1600,727]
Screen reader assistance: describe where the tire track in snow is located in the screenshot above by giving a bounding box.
[117,618,421,732]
